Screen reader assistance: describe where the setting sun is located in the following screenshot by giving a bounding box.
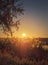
[22,33,27,38]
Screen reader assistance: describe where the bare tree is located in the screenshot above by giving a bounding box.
[0,0,24,36]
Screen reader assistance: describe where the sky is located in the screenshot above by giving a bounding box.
[0,0,48,38]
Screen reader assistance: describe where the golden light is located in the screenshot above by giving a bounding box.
[22,33,27,38]
[16,33,32,39]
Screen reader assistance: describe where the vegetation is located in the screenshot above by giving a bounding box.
[0,38,48,65]
[0,0,24,35]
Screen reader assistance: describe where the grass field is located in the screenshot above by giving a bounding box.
[0,38,48,65]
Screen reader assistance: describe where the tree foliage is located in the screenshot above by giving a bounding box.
[0,0,24,35]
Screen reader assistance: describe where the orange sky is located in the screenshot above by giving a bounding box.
[0,14,48,38]
[0,0,48,38]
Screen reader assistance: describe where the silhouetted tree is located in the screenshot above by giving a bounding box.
[0,0,24,36]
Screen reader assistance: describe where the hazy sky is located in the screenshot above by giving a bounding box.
[14,0,48,38]
[0,0,48,38]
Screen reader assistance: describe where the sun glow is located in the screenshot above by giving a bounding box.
[16,33,32,39]
[22,33,27,38]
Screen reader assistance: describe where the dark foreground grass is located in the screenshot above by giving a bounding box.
[0,54,48,65]
[0,38,48,65]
